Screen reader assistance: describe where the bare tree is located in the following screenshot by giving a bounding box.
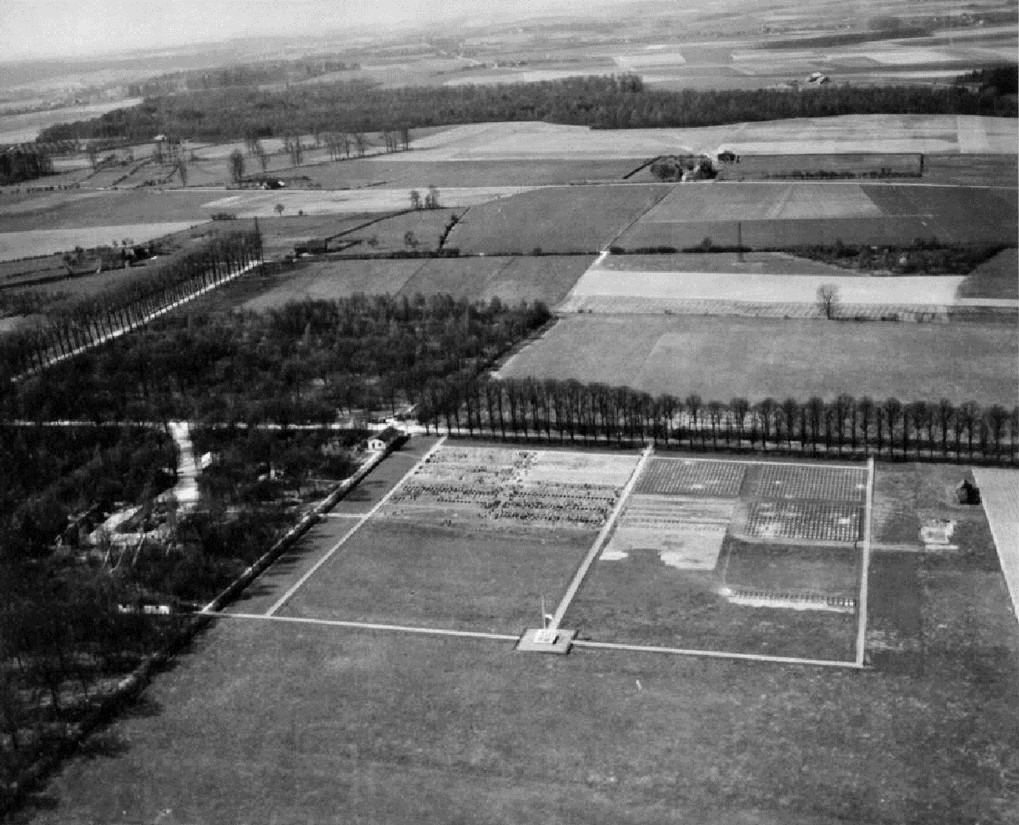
[410,190,422,210]
[274,203,285,217]
[816,284,840,319]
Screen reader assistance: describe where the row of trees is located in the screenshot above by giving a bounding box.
[0,229,262,381]
[418,377,1019,465]
[37,74,1017,146]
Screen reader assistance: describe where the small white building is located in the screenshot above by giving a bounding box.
[368,427,402,452]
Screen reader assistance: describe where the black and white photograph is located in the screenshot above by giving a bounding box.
[1,1,1017,822]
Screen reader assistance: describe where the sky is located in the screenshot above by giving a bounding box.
[0,0,608,61]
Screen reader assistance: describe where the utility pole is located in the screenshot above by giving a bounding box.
[737,221,744,263]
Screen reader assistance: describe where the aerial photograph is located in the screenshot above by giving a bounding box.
[0,0,1016,822]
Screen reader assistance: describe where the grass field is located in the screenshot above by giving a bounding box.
[302,158,648,188]
[560,264,973,314]
[237,255,594,310]
[614,183,1018,250]
[336,208,464,254]
[566,457,866,661]
[499,315,1019,405]
[20,449,1018,824]
[400,116,1019,160]
[713,153,924,181]
[0,223,205,262]
[447,185,670,254]
[956,248,1019,300]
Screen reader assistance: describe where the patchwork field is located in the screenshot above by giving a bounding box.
[303,158,648,188]
[499,315,1019,404]
[239,255,594,310]
[559,264,972,315]
[614,182,1018,250]
[0,222,204,262]
[398,116,1019,160]
[446,184,670,254]
[567,457,867,661]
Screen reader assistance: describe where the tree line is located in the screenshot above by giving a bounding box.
[0,229,262,382]
[0,147,53,185]
[418,376,1019,465]
[36,74,1017,146]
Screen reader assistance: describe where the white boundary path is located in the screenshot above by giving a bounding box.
[572,639,863,669]
[973,467,1019,625]
[549,443,653,630]
[215,611,519,642]
[855,457,876,666]
[264,436,447,617]
[205,611,863,668]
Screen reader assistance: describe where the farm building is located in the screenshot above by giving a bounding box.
[368,427,403,452]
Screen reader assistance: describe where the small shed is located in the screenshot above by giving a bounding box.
[368,427,402,452]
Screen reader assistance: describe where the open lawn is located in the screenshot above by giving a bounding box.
[498,315,1019,405]
[447,184,670,255]
[236,255,594,310]
[280,521,594,634]
[19,449,1018,824]
[614,182,1018,250]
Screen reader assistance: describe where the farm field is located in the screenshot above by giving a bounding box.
[0,222,204,262]
[558,266,985,315]
[22,448,1019,825]
[200,185,538,217]
[256,213,384,257]
[614,182,1018,250]
[596,251,853,276]
[957,248,1019,300]
[402,116,1019,161]
[713,152,924,181]
[447,184,670,255]
[238,255,595,310]
[302,158,648,188]
[499,315,1019,405]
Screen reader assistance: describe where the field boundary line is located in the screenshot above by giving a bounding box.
[209,611,519,642]
[572,639,864,669]
[854,457,876,666]
[600,185,672,252]
[550,443,653,629]
[265,436,447,616]
[972,467,1019,624]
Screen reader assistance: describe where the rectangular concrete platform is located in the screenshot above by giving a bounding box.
[516,628,577,654]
